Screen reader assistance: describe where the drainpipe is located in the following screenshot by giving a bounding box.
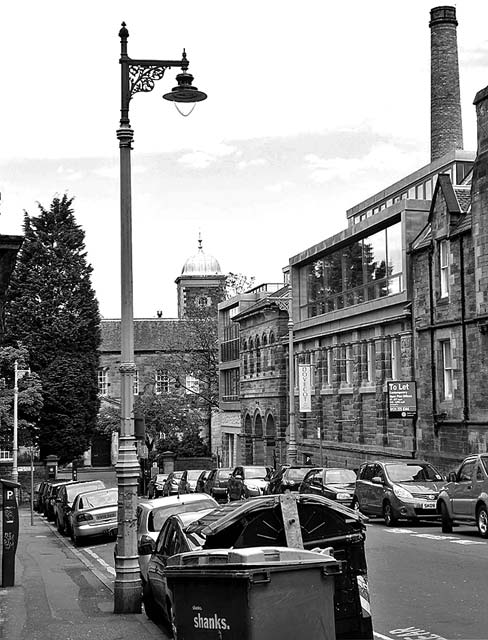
[459,236,469,421]
[428,244,439,433]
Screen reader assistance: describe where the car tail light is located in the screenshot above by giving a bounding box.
[76,513,94,523]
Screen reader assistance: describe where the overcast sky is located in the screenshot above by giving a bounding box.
[1,1,488,319]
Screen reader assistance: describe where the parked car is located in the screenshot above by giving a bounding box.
[55,480,105,535]
[44,480,75,520]
[35,480,50,513]
[178,469,205,494]
[143,509,214,631]
[33,482,42,511]
[195,470,210,493]
[437,454,488,537]
[204,467,233,502]
[147,474,168,499]
[162,471,184,496]
[135,493,218,582]
[300,467,357,506]
[69,487,118,546]
[353,459,445,526]
[266,465,315,494]
[227,465,272,500]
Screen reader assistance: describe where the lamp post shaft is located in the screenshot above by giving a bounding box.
[287,318,297,464]
[12,360,18,486]
[114,123,141,614]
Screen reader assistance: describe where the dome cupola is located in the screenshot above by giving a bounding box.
[181,235,221,275]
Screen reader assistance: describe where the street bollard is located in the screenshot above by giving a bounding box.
[1,478,21,587]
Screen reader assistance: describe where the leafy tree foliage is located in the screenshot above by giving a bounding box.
[0,345,43,449]
[4,195,100,464]
[135,390,209,458]
[225,272,255,298]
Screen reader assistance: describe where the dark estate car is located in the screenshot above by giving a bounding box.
[437,453,488,537]
[353,459,445,526]
[300,467,357,506]
[143,494,372,640]
[143,510,212,633]
[266,465,315,494]
[227,466,272,500]
[204,467,233,502]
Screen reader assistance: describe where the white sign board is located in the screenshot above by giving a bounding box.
[298,364,312,412]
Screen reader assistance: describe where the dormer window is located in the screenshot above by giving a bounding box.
[440,240,450,298]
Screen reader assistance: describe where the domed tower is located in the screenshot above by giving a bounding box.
[175,235,226,318]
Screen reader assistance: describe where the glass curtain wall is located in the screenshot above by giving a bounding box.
[304,221,403,318]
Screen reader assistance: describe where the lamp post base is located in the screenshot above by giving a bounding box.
[114,435,141,613]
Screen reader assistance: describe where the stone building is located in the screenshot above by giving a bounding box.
[96,238,225,466]
[217,282,286,467]
[410,85,488,472]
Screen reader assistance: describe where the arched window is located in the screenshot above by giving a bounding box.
[269,332,275,344]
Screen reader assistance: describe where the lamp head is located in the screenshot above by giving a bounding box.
[163,50,207,104]
[163,70,207,103]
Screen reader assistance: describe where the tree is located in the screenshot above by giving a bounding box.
[135,390,209,458]
[225,272,255,298]
[4,195,101,464]
[0,345,43,450]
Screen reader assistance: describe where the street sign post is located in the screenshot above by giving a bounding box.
[387,381,417,418]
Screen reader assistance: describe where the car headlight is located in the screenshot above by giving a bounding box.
[246,484,259,491]
[336,492,351,501]
[392,485,414,500]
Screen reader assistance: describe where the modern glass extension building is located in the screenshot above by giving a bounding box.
[289,150,474,468]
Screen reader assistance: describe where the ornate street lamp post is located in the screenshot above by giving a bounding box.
[276,293,297,464]
[114,23,206,614]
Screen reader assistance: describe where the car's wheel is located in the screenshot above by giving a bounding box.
[440,502,453,533]
[383,501,397,527]
[476,505,488,538]
[73,533,83,547]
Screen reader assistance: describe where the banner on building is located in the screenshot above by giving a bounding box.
[298,364,312,413]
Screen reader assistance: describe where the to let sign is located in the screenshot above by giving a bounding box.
[387,381,417,418]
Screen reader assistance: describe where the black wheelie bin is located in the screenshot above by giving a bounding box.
[166,546,341,639]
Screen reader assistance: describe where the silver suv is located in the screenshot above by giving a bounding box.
[437,454,488,538]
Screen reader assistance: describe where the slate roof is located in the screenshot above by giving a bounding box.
[411,180,472,252]
[100,318,191,353]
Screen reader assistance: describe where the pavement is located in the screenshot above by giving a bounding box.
[0,506,163,640]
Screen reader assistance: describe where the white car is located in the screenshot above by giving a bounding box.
[135,493,218,581]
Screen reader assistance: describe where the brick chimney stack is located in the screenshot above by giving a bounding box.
[471,86,488,315]
[430,6,463,161]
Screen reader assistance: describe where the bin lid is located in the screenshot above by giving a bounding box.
[166,545,338,568]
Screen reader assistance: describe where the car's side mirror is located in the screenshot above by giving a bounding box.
[447,471,457,482]
[371,476,383,485]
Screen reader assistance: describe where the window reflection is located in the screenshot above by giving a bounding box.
[304,222,403,317]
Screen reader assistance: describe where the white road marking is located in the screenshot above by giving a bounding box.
[384,529,487,545]
[84,547,116,576]
[374,633,395,640]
